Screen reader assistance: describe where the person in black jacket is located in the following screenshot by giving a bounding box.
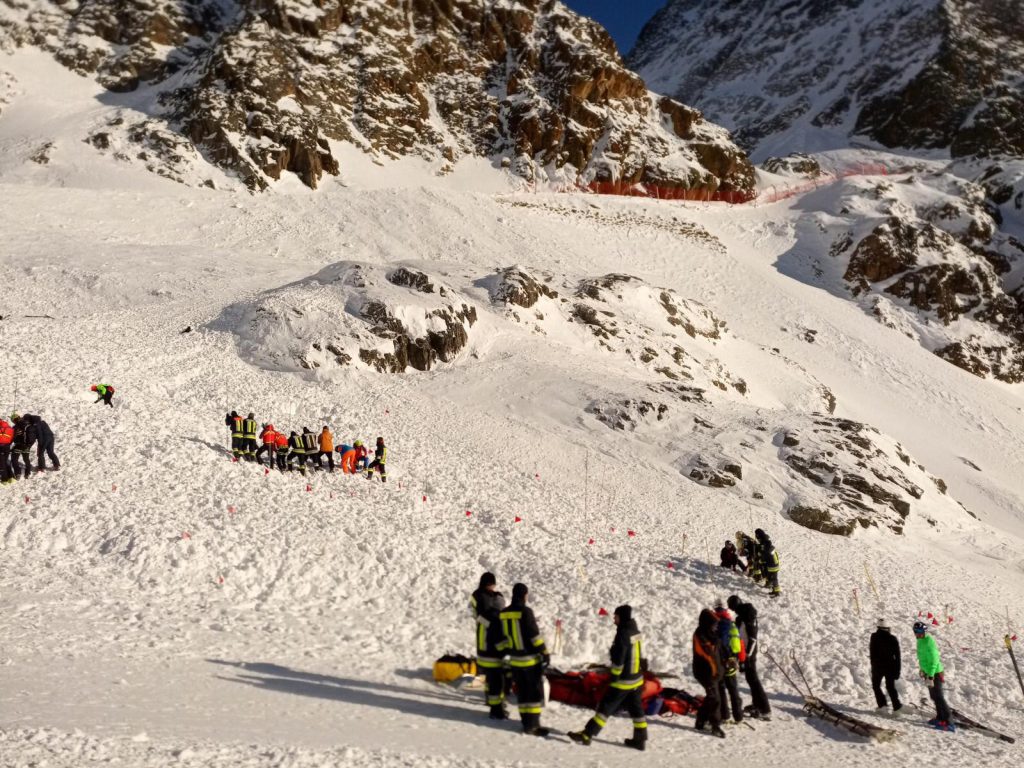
[568,605,648,750]
[31,415,60,471]
[470,572,508,719]
[720,540,745,571]
[692,608,725,738]
[870,620,902,712]
[10,414,36,479]
[728,594,772,719]
[499,583,550,736]
[366,436,387,482]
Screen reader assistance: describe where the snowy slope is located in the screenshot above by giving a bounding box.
[2,46,1024,768]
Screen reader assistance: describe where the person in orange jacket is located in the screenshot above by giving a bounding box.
[340,442,357,474]
[256,423,277,467]
[0,417,14,484]
[317,426,335,472]
[274,430,289,471]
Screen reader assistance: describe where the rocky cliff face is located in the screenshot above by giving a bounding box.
[629,0,1024,162]
[787,169,1024,382]
[0,0,754,193]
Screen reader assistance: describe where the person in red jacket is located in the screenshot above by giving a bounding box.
[256,424,277,467]
[353,439,369,473]
[0,417,14,484]
[274,431,289,471]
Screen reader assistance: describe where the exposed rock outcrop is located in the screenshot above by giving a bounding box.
[4,0,755,193]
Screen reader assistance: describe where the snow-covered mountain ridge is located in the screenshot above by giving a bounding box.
[0,0,754,194]
[630,0,1024,164]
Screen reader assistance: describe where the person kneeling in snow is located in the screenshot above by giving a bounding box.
[720,540,745,571]
[568,605,648,750]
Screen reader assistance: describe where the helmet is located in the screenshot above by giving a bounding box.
[354,439,363,447]
[912,621,928,635]
[727,595,740,611]
[90,385,97,391]
[248,412,255,419]
[266,423,274,430]
[376,436,384,444]
[714,597,725,610]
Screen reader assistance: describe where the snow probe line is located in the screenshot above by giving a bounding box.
[1007,635,1024,702]
[790,650,816,699]
[763,648,809,699]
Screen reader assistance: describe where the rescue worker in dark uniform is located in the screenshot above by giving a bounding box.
[10,414,36,479]
[728,594,772,719]
[32,415,59,471]
[227,411,243,459]
[737,531,761,583]
[755,528,781,597]
[243,413,258,461]
[288,431,306,474]
[470,572,508,719]
[301,427,318,471]
[366,436,387,482]
[499,583,550,736]
[870,620,902,712]
[693,608,725,738]
[568,604,648,750]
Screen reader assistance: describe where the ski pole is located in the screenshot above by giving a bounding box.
[763,648,808,700]
[1006,635,1024,702]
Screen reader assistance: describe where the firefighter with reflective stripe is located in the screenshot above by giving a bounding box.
[301,427,318,471]
[499,583,550,736]
[470,572,508,719]
[714,599,745,723]
[0,418,14,484]
[737,531,762,583]
[755,528,781,597]
[256,424,277,466]
[365,437,387,482]
[274,431,289,471]
[243,413,258,461]
[568,605,648,750]
[287,431,306,474]
[227,411,243,459]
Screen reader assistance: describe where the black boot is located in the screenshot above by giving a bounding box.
[623,737,646,751]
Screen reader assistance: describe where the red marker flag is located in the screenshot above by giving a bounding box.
[514,516,522,523]
[627,530,636,537]
[598,607,609,616]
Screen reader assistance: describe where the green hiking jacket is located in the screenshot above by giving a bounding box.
[916,634,943,676]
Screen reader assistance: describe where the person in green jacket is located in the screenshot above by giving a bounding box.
[914,621,954,731]
[90,384,115,407]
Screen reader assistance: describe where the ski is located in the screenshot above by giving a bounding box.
[951,708,1016,744]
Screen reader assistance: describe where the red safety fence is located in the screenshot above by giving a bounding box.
[586,180,757,204]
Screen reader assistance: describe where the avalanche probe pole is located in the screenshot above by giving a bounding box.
[1006,635,1024,702]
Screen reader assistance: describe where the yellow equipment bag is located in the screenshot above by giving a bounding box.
[433,653,477,683]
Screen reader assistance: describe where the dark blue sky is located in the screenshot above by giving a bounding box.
[562,0,668,55]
